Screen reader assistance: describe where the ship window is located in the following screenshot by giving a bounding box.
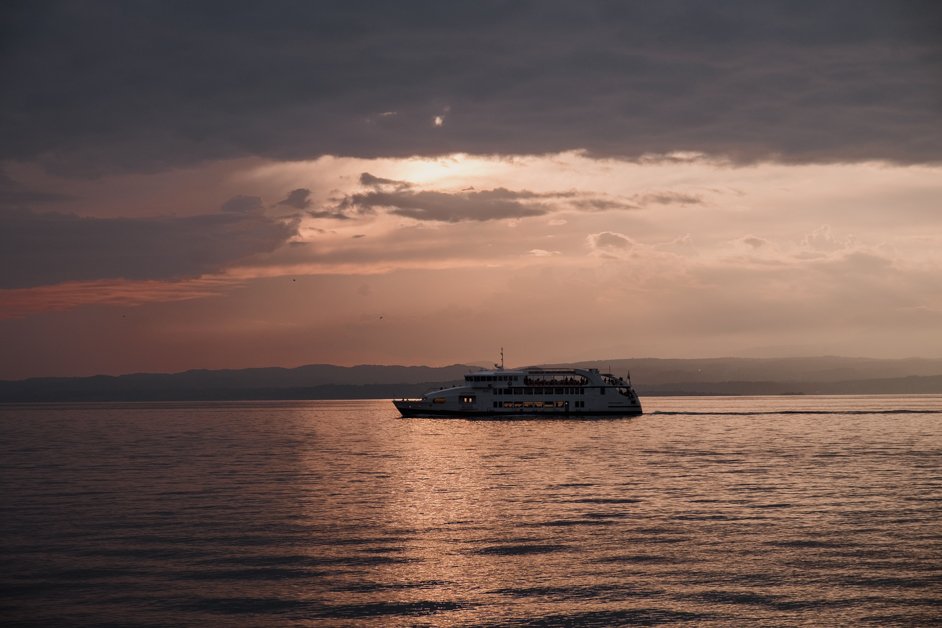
[433,397,446,404]
[601,387,606,395]
[461,395,475,404]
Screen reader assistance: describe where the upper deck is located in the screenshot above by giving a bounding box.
[462,367,624,388]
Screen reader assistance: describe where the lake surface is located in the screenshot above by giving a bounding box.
[2,395,941,625]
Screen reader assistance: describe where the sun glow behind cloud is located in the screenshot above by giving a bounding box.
[4,151,942,375]
[242,153,942,251]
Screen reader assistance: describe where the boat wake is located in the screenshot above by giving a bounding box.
[651,409,942,416]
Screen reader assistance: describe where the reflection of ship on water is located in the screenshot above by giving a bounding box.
[394,351,642,418]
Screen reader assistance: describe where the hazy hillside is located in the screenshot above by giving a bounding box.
[557,357,942,386]
[0,364,473,402]
[1,357,941,402]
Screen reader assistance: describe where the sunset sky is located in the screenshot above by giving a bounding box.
[2,1,941,379]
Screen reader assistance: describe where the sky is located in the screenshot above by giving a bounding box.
[1,1,941,379]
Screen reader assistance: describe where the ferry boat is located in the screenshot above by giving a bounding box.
[393,352,642,418]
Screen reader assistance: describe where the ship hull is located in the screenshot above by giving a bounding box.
[394,401,641,418]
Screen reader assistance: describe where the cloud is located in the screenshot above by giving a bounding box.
[571,191,703,212]
[275,188,312,210]
[0,208,297,289]
[326,174,693,223]
[571,198,639,211]
[2,2,939,176]
[0,277,238,320]
[637,192,702,207]
[0,172,71,206]
[307,209,352,220]
[589,231,634,249]
[340,187,552,222]
[800,225,856,255]
[359,172,413,190]
[741,236,769,248]
[221,194,264,213]
[587,231,639,259]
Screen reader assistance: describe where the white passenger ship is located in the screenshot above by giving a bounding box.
[393,353,642,418]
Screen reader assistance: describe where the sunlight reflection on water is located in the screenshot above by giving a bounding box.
[1,396,941,625]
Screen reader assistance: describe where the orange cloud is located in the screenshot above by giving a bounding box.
[0,277,239,320]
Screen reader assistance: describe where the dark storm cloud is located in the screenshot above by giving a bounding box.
[1,1,940,175]
[337,174,668,221]
[340,187,551,222]
[360,173,412,190]
[0,172,71,206]
[275,188,313,210]
[307,209,353,220]
[0,207,297,289]
[221,195,264,213]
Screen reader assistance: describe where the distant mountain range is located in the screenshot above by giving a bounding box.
[562,357,942,395]
[2,357,942,402]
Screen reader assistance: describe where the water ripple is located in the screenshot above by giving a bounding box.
[2,395,941,625]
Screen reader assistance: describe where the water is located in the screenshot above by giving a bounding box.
[2,395,941,626]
